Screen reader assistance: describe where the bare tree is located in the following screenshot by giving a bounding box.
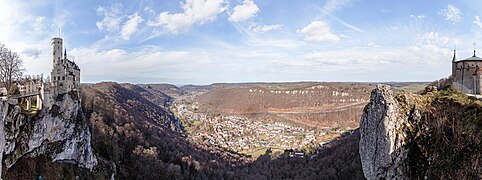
[0,43,25,93]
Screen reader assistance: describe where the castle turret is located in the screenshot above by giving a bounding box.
[51,37,64,95]
[51,37,63,65]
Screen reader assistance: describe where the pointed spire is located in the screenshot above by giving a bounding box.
[452,49,456,63]
[473,42,477,57]
[64,47,67,59]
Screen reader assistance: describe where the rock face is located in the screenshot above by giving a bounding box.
[359,85,421,180]
[360,84,482,180]
[0,92,97,177]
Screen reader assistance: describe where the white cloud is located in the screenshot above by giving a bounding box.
[416,32,455,46]
[33,17,46,32]
[473,16,482,28]
[0,1,58,76]
[297,21,339,42]
[283,31,454,74]
[144,6,156,16]
[266,44,451,82]
[95,4,123,32]
[439,4,462,24]
[54,9,70,31]
[410,14,425,19]
[0,1,53,40]
[248,38,303,48]
[321,0,352,14]
[318,0,363,34]
[22,48,42,58]
[381,9,391,13]
[251,24,282,33]
[121,13,144,40]
[148,0,226,34]
[94,4,147,41]
[228,0,259,22]
[71,47,193,82]
[244,50,287,58]
[149,12,192,34]
[325,13,364,33]
[292,25,463,80]
[183,0,226,23]
[389,26,399,30]
[366,42,380,48]
[69,46,263,84]
[287,44,451,71]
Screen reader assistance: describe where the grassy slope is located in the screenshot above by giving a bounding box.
[414,89,481,179]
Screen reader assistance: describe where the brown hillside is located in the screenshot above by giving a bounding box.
[194,82,372,128]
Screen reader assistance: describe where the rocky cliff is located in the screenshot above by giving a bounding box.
[0,92,97,178]
[359,85,481,179]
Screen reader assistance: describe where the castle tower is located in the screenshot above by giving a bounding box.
[51,37,63,65]
[51,37,65,95]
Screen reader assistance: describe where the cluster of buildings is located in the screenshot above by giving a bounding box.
[172,101,344,155]
[196,115,318,153]
[0,37,80,111]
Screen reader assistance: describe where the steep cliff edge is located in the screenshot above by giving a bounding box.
[360,85,481,179]
[0,92,97,178]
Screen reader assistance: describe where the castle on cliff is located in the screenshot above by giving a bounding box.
[452,47,482,94]
[0,37,81,111]
[50,37,81,95]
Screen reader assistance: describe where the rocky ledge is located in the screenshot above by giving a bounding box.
[0,92,97,177]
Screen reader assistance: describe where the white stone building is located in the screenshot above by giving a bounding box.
[50,37,81,95]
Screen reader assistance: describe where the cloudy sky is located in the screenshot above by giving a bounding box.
[1,0,482,85]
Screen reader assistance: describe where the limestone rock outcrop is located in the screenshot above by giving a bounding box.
[0,92,97,177]
[359,85,421,180]
[360,84,481,180]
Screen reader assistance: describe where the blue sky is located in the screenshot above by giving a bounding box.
[1,0,482,85]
